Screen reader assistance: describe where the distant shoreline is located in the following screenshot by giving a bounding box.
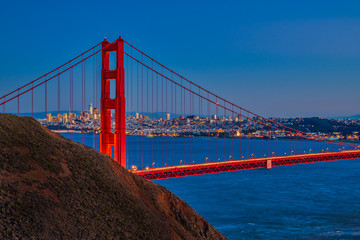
[54,131,360,144]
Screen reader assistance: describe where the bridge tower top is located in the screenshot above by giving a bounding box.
[100,37,126,167]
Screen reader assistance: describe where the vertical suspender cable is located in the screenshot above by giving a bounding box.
[32,83,34,118]
[58,69,60,130]
[45,76,47,127]
[224,100,226,161]
[17,90,19,116]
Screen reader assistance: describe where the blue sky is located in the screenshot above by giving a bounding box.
[0,0,359,117]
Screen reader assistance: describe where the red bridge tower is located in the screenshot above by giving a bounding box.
[100,37,126,167]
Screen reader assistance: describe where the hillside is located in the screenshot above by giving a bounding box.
[0,114,226,240]
[289,117,360,135]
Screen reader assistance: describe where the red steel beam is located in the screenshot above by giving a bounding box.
[132,150,360,180]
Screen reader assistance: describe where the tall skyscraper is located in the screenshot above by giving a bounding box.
[89,102,93,115]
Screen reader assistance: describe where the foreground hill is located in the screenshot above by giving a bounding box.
[0,114,226,240]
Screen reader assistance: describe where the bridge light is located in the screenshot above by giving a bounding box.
[146,167,149,170]
[180,159,182,165]
[205,157,208,163]
[229,155,232,160]
[152,162,155,168]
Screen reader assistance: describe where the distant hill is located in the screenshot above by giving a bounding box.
[347,114,360,119]
[0,114,226,240]
[331,114,360,119]
[288,117,360,135]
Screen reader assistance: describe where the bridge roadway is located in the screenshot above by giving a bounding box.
[132,150,360,180]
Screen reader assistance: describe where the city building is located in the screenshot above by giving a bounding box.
[89,103,93,115]
[47,113,52,122]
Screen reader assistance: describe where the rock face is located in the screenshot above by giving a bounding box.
[0,114,227,240]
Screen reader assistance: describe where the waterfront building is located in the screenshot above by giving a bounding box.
[47,113,52,122]
[63,113,68,123]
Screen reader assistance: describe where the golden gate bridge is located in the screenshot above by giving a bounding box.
[1,36,359,180]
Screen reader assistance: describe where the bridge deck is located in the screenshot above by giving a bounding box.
[132,150,360,180]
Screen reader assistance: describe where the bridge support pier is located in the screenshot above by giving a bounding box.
[266,160,272,169]
[100,37,126,168]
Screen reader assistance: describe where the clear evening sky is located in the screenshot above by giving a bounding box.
[0,0,359,118]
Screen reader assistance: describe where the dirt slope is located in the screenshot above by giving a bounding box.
[0,114,226,240]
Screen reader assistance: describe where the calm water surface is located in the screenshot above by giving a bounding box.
[63,133,360,240]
